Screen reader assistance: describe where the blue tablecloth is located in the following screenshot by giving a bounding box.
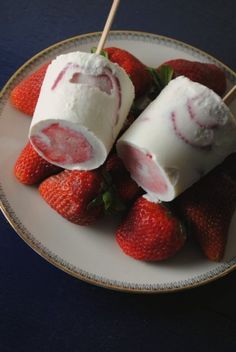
[1,1,236,351]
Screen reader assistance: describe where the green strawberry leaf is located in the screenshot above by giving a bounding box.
[102,191,113,211]
[147,67,163,90]
[87,195,104,210]
[91,47,109,59]
[146,65,174,101]
[88,169,128,214]
[147,65,174,89]
[100,186,126,214]
[158,65,174,86]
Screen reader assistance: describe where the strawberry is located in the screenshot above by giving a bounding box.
[104,152,126,177]
[10,62,50,116]
[39,169,104,225]
[115,177,141,204]
[39,153,139,225]
[104,47,152,97]
[104,152,140,204]
[161,59,226,96]
[14,142,61,185]
[116,196,186,261]
[174,159,236,261]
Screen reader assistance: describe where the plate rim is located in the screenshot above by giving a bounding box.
[1,30,236,294]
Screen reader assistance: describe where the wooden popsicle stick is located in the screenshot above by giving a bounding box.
[223,85,236,106]
[96,0,120,54]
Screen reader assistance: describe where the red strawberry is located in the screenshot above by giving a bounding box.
[10,62,50,116]
[39,169,104,225]
[161,59,226,96]
[113,175,140,204]
[116,196,186,261]
[104,47,152,97]
[14,142,61,185]
[104,152,126,177]
[104,153,140,204]
[174,160,236,261]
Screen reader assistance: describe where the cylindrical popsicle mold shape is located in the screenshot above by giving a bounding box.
[29,51,135,170]
[117,76,236,201]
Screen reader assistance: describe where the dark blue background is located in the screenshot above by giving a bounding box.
[1,1,236,351]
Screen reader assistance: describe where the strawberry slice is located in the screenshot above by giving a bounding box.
[14,142,61,185]
[10,63,50,116]
[30,123,94,165]
[174,155,236,261]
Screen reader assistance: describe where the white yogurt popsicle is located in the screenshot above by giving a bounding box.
[29,51,134,170]
[117,76,236,202]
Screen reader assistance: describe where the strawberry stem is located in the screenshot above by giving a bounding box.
[91,47,109,59]
[102,191,113,210]
[158,65,174,86]
[87,170,126,214]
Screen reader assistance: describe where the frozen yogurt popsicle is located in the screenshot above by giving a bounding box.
[29,51,135,170]
[116,76,236,202]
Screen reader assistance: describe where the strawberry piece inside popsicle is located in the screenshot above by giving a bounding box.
[118,144,168,195]
[31,123,93,165]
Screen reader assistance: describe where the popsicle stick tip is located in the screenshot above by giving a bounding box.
[223,85,236,106]
[96,0,120,55]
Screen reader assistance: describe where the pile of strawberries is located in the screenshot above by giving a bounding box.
[11,47,236,262]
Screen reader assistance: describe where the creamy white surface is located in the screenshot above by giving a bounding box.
[29,51,135,170]
[117,76,236,201]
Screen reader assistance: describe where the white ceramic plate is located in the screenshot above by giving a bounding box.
[1,31,236,293]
